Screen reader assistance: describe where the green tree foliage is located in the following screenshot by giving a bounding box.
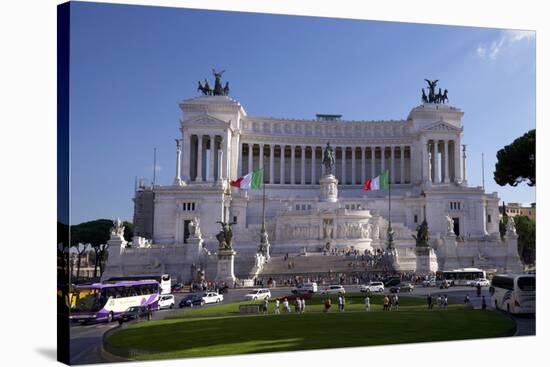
[494,129,535,187]
[514,216,536,265]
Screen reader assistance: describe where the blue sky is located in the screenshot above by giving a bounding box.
[69,2,535,224]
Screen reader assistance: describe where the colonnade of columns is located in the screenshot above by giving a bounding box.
[238,143,413,185]
[185,134,223,182]
[423,138,462,184]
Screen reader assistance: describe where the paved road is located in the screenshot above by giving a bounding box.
[69,285,534,364]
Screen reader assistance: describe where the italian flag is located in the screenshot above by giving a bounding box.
[230,169,264,190]
[363,170,389,191]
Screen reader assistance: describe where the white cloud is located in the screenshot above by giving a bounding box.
[476,29,535,60]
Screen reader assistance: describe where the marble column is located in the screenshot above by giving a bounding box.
[444,140,450,183]
[290,145,296,184]
[237,142,243,177]
[434,140,440,184]
[300,145,306,184]
[351,147,356,185]
[381,146,386,173]
[269,145,275,184]
[207,135,215,181]
[390,145,395,183]
[182,133,191,183]
[454,140,462,183]
[259,144,264,170]
[311,146,316,184]
[341,147,346,184]
[370,146,375,179]
[361,147,366,184]
[196,135,203,182]
[248,143,254,172]
[462,144,467,183]
[174,139,182,186]
[399,145,405,184]
[423,138,430,182]
[280,145,286,184]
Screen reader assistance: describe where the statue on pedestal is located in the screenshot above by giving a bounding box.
[189,217,202,238]
[216,220,236,251]
[413,219,430,247]
[322,142,335,175]
[110,218,125,238]
[445,213,455,235]
[506,217,517,236]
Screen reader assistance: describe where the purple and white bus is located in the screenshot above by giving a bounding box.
[69,280,160,323]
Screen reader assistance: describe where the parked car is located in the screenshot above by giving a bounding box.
[291,282,318,294]
[202,291,223,304]
[118,306,151,324]
[360,282,385,293]
[158,294,175,309]
[472,278,490,287]
[320,285,346,295]
[179,293,205,308]
[244,289,271,301]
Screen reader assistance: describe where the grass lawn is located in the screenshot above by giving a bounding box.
[105,293,515,361]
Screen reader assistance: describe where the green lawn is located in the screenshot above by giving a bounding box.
[105,294,515,361]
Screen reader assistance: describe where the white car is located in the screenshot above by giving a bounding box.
[202,291,224,304]
[360,282,384,293]
[244,289,271,301]
[320,285,346,295]
[473,278,490,287]
[291,282,318,294]
[158,294,175,309]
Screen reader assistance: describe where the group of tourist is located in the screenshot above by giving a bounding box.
[382,294,399,311]
[426,294,449,309]
[271,297,306,314]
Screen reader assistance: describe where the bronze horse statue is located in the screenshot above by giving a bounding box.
[198,79,212,96]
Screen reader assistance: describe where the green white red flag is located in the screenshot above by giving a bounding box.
[363,170,389,191]
[230,169,263,190]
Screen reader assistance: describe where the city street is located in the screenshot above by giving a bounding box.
[69,285,535,364]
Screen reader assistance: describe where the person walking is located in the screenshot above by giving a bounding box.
[301,297,306,313]
[394,294,399,311]
[383,295,390,311]
[338,295,343,312]
[295,297,301,313]
[364,295,371,312]
[324,297,332,313]
[437,295,442,308]
[476,283,482,297]
[443,295,448,309]
[427,294,433,309]
[263,297,269,314]
[341,295,346,312]
[283,298,290,313]
[481,295,487,310]
[274,298,280,314]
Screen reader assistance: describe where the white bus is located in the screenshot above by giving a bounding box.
[436,268,486,286]
[490,274,536,314]
[106,274,172,294]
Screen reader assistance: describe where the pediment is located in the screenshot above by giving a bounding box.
[182,114,229,126]
[422,120,462,132]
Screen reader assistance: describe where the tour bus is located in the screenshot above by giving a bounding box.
[490,274,536,314]
[105,274,171,294]
[69,280,160,323]
[436,268,486,286]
